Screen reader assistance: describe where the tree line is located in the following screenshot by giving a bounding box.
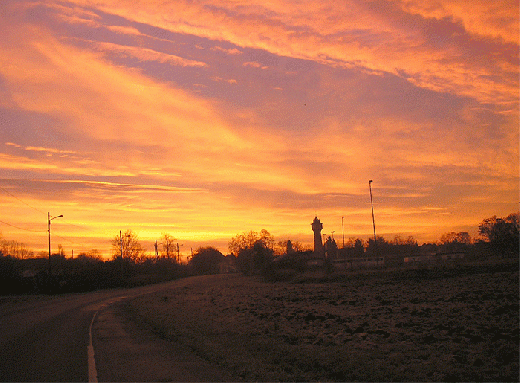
[110,231,181,263]
[0,212,517,294]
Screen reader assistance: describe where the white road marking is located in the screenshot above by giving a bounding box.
[88,296,129,383]
[88,310,99,383]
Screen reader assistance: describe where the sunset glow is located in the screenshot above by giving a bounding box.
[1,0,518,259]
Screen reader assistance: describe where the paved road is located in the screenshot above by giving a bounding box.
[0,281,230,382]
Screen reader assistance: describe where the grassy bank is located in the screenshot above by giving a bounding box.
[124,260,519,381]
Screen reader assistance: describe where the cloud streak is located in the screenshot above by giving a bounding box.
[91,41,208,67]
[0,0,517,256]
[60,0,517,105]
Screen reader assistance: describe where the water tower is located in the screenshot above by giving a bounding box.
[311,216,324,257]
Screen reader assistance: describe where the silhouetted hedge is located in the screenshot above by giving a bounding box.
[0,256,189,295]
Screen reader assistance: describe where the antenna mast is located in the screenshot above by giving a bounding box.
[369,180,376,244]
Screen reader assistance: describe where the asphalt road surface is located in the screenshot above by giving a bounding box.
[0,281,231,382]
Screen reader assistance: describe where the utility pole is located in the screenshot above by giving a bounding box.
[369,180,377,250]
[48,213,51,276]
[342,216,344,248]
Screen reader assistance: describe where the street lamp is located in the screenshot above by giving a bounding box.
[48,212,63,276]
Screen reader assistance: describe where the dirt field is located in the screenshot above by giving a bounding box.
[125,261,519,381]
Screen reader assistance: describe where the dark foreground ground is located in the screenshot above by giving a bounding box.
[125,259,519,381]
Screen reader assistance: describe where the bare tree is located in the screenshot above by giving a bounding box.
[57,244,65,258]
[77,249,103,261]
[160,233,177,260]
[393,235,418,246]
[111,230,146,263]
[230,229,275,275]
[275,240,308,256]
[439,232,471,245]
[0,238,34,259]
[229,229,274,257]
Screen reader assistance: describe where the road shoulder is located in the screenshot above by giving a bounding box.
[92,299,235,382]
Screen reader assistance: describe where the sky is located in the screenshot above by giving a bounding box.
[0,0,518,260]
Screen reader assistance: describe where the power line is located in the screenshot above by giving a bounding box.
[1,186,101,234]
[0,186,86,247]
[0,219,46,233]
[53,234,81,247]
[0,186,47,215]
[0,185,111,251]
[0,219,85,252]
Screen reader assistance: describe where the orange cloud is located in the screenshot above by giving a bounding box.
[0,153,59,171]
[211,45,242,55]
[107,25,143,35]
[398,0,519,44]
[0,20,309,193]
[211,76,238,84]
[0,0,517,254]
[24,146,77,155]
[91,41,208,67]
[59,0,516,106]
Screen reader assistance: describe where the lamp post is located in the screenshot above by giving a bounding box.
[48,212,63,277]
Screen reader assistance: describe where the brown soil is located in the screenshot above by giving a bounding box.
[125,261,519,381]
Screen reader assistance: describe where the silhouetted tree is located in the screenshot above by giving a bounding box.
[238,243,274,275]
[0,237,34,259]
[77,249,103,262]
[275,240,308,256]
[189,246,224,275]
[259,229,275,250]
[340,237,365,258]
[479,212,519,255]
[438,232,471,253]
[111,230,146,263]
[324,236,338,259]
[439,232,471,245]
[392,235,418,246]
[345,237,364,248]
[366,236,389,256]
[230,230,275,275]
[160,233,177,260]
[229,231,259,257]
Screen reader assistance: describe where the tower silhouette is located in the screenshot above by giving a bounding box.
[312,216,324,257]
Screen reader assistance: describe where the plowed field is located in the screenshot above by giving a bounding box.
[126,261,519,381]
